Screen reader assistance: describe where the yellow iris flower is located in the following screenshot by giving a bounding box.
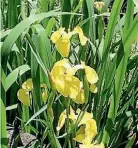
[50,26,87,57]
[51,59,99,103]
[17,79,47,106]
[17,79,33,106]
[21,78,33,91]
[56,107,96,135]
[51,59,82,101]
[50,28,71,57]
[56,106,103,148]
[74,118,97,145]
[56,107,76,131]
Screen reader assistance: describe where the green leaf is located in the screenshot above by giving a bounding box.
[125,134,136,148]
[46,18,56,37]
[32,24,54,70]
[61,0,71,28]
[25,104,47,126]
[6,64,30,91]
[102,0,124,60]
[84,76,89,104]
[6,104,18,110]
[102,5,138,144]
[1,10,81,62]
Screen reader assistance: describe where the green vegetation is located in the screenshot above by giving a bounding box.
[1,0,138,147]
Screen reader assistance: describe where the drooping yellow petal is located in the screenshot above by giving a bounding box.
[74,125,86,143]
[72,89,85,104]
[85,119,97,142]
[55,75,70,97]
[55,75,81,98]
[56,110,66,131]
[74,26,87,46]
[85,66,98,84]
[55,35,70,57]
[50,30,61,43]
[79,34,88,46]
[90,84,98,93]
[17,89,30,106]
[22,78,33,91]
[65,75,81,99]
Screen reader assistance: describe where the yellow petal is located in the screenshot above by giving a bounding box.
[74,125,85,143]
[85,119,97,141]
[65,76,81,99]
[74,26,84,34]
[50,30,61,43]
[22,78,33,91]
[78,111,93,126]
[66,67,76,76]
[55,35,70,57]
[85,66,98,84]
[51,59,70,80]
[56,110,66,131]
[79,34,88,46]
[17,89,30,106]
[90,84,98,93]
[55,75,69,97]
[69,107,77,121]
[72,89,85,104]
[74,26,87,46]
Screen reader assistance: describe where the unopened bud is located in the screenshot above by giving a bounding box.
[94,2,105,11]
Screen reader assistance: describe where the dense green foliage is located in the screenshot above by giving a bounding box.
[1,0,138,147]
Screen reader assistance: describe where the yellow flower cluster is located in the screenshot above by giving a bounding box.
[50,59,98,104]
[50,26,87,57]
[17,79,47,106]
[57,107,104,148]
